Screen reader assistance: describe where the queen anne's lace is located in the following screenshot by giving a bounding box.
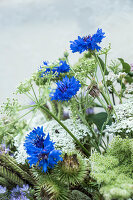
[104,98,133,136]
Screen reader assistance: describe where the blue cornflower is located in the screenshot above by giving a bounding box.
[39,61,53,77]
[50,76,81,101]
[92,28,105,43]
[0,185,6,194]
[24,127,63,172]
[39,60,70,77]
[10,185,29,200]
[0,144,10,155]
[70,28,105,53]
[57,60,70,74]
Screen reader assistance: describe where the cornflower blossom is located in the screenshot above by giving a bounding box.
[24,127,63,172]
[10,185,29,200]
[39,60,70,77]
[0,144,10,154]
[0,185,6,194]
[50,76,81,101]
[70,28,105,53]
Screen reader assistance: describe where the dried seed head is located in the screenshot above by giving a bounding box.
[88,84,100,98]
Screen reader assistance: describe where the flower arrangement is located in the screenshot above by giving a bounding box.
[0,28,133,200]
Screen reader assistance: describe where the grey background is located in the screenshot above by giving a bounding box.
[0,0,133,104]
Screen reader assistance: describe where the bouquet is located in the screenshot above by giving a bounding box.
[0,29,133,200]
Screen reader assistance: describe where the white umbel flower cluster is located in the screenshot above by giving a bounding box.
[105,72,118,82]
[14,114,90,164]
[14,132,28,164]
[105,71,127,82]
[124,83,133,98]
[43,119,90,151]
[104,98,133,136]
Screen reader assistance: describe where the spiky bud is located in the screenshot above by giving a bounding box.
[54,152,88,185]
[36,174,69,200]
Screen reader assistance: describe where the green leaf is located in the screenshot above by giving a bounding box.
[117,79,126,89]
[125,75,133,84]
[118,58,131,73]
[98,56,109,75]
[86,112,112,131]
[128,72,133,77]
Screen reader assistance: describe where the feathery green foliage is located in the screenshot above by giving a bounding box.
[90,136,133,200]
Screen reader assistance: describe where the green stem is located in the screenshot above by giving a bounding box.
[97,96,107,111]
[120,79,123,103]
[18,104,36,111]
[101,91,110,105]
[100,138,107,150]
[25,92,36,103]
[39,105,90,156]
[30,83,38,103]
[104,53,107,76]
[112,85,122,104]
[94,53,118,121]
[94,53,110,100]
[111,92,116,105]
[77,99,101,153]
[57,101,62,120]
[50,101,57,116]
[0,108,36,129]
[87,75,92,81]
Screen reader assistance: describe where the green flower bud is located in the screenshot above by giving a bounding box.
[54,152,88,185]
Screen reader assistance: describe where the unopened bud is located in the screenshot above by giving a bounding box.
[64,51,69,58]
[98,82,104,91]
[108,104,113,111]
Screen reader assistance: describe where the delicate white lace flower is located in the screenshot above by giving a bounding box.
[14,132,28,164]
[113,98,133,120]
[124,83,133,97]
[105,72,118,82]
[43,118,90,151]
[104,98,133,136]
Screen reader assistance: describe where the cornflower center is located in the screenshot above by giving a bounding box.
[34,135,44,148]
[38,152,49,161]
[59,83,68,93]
[83,35,92,41]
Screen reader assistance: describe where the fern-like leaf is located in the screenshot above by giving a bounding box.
[0,165,24,186]
[0,154,35,185]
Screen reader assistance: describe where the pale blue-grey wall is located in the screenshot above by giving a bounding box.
[0,0,133,104]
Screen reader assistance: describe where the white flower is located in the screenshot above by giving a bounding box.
[104,97,133,136]
[14,131,28,164]
[105,72,118,82]
[43,118,90,152]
